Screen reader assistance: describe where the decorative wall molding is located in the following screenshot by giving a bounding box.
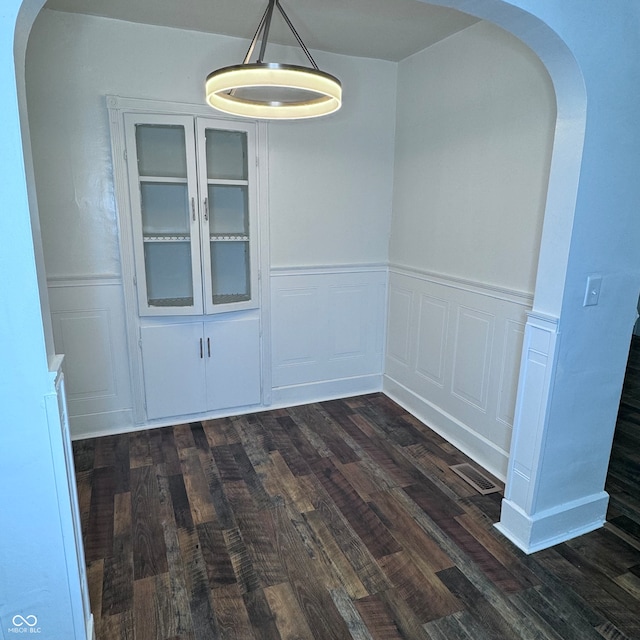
[384,269,530,480]
[271,266,387,405]
[390,263,534,306]
[271,263,388,276]
[47,279,134,437]
[492,310,603,554]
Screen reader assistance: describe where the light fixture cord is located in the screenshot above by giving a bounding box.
[275,1,319,70]
[240,0,320,70]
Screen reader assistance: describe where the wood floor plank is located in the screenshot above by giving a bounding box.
[311,492,392,595]
[269,503,353,640]
[101,491,132,616]
[224,526,262,594]
[129,430,153,469]
[263,450,315,512]
[243,588,283,640]
[436,566,521,640]
[328,586,376,640]
[98,610,134,640]
[378,550,462,624]
[354,594,404,640]
[180,447,217,526]
[236,502,287,589]
[85,465,115,563]
[230,442,273,509]
[289,403,359,465]
[263,582,316,640]
[177,526,221,637]
[212,584,256,640]
[311,457,402,560]
[131,465,168,580]
[303,508,369,600]
[157,472,196,637]
[368,489,454,573]
[196,522,237,590]
[73,438,96,473]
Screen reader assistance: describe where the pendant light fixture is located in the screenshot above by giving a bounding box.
[205,0,342,120]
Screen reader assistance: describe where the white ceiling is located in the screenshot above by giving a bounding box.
[42,0,480,62]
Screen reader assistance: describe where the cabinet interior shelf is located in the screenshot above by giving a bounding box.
[149,296,195,307]
[208,179,249,186]
[143,235,190,242]
[213,293,251,304]
[210,234,249,242]
[139,176,187,184]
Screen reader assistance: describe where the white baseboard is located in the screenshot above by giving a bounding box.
[495,491,609,554]
[70,409,134,440]
[86,613,95,640]
[271,374,383,407]
[383,375,509,481]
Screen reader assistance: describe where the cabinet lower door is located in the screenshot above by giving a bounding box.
[205,316,261,410]
[140,323,208,419]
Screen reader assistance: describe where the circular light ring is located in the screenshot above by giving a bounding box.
[206,63,342,120]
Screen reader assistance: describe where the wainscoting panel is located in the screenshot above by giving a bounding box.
[451,306,494,411]
[387,286,413,366]
[271,266,387,404]
[48,277,134,437]
[416,294,449,387]
[384,267,532,479]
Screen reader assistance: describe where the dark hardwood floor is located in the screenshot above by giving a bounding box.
[74,393,640,640]
[606,334,640,553]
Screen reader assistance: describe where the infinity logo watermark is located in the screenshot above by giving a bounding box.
[12,616,38,627]
[8,615,41,634]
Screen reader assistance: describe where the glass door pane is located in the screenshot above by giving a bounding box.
[144,242,194,307]
[140,182,190,236]
[204,126,251,307]
[210,241,250,305]
[126,114,201,315]
[136,124,187,178]
[209,185,249,236]
[206,129,247,180]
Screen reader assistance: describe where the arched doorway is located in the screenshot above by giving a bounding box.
[11,0,638,563]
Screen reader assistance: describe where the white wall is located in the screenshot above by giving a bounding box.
[390,20,555,294]
[1,1,91,637]
[385,20,556,479]
[25,10,396,433]
[27,10,396,278]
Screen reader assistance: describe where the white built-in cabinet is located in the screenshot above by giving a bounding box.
[109,97,266,423]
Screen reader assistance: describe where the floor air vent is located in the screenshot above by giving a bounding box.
[450,463,501,495]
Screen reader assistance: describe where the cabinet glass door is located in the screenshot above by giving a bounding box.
[198,120,257,313]
[125,115,202,315]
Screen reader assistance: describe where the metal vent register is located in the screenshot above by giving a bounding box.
[450,463,501,495]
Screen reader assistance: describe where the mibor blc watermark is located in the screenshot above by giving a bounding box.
[7,615,41,634]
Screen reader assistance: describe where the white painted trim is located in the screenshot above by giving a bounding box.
[390,263,534,306]
[495,491,608,554]
[87,614,95,640]
[271,374,383,407]
[69,403,267,440]
[271,263,388,276]
[257,122,272,407]
[107,95,249,121]
[384,375,509,481]
[69,409,135,440]
[47,275,122,287]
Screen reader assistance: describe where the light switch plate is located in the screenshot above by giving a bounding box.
[584,275,602,306]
